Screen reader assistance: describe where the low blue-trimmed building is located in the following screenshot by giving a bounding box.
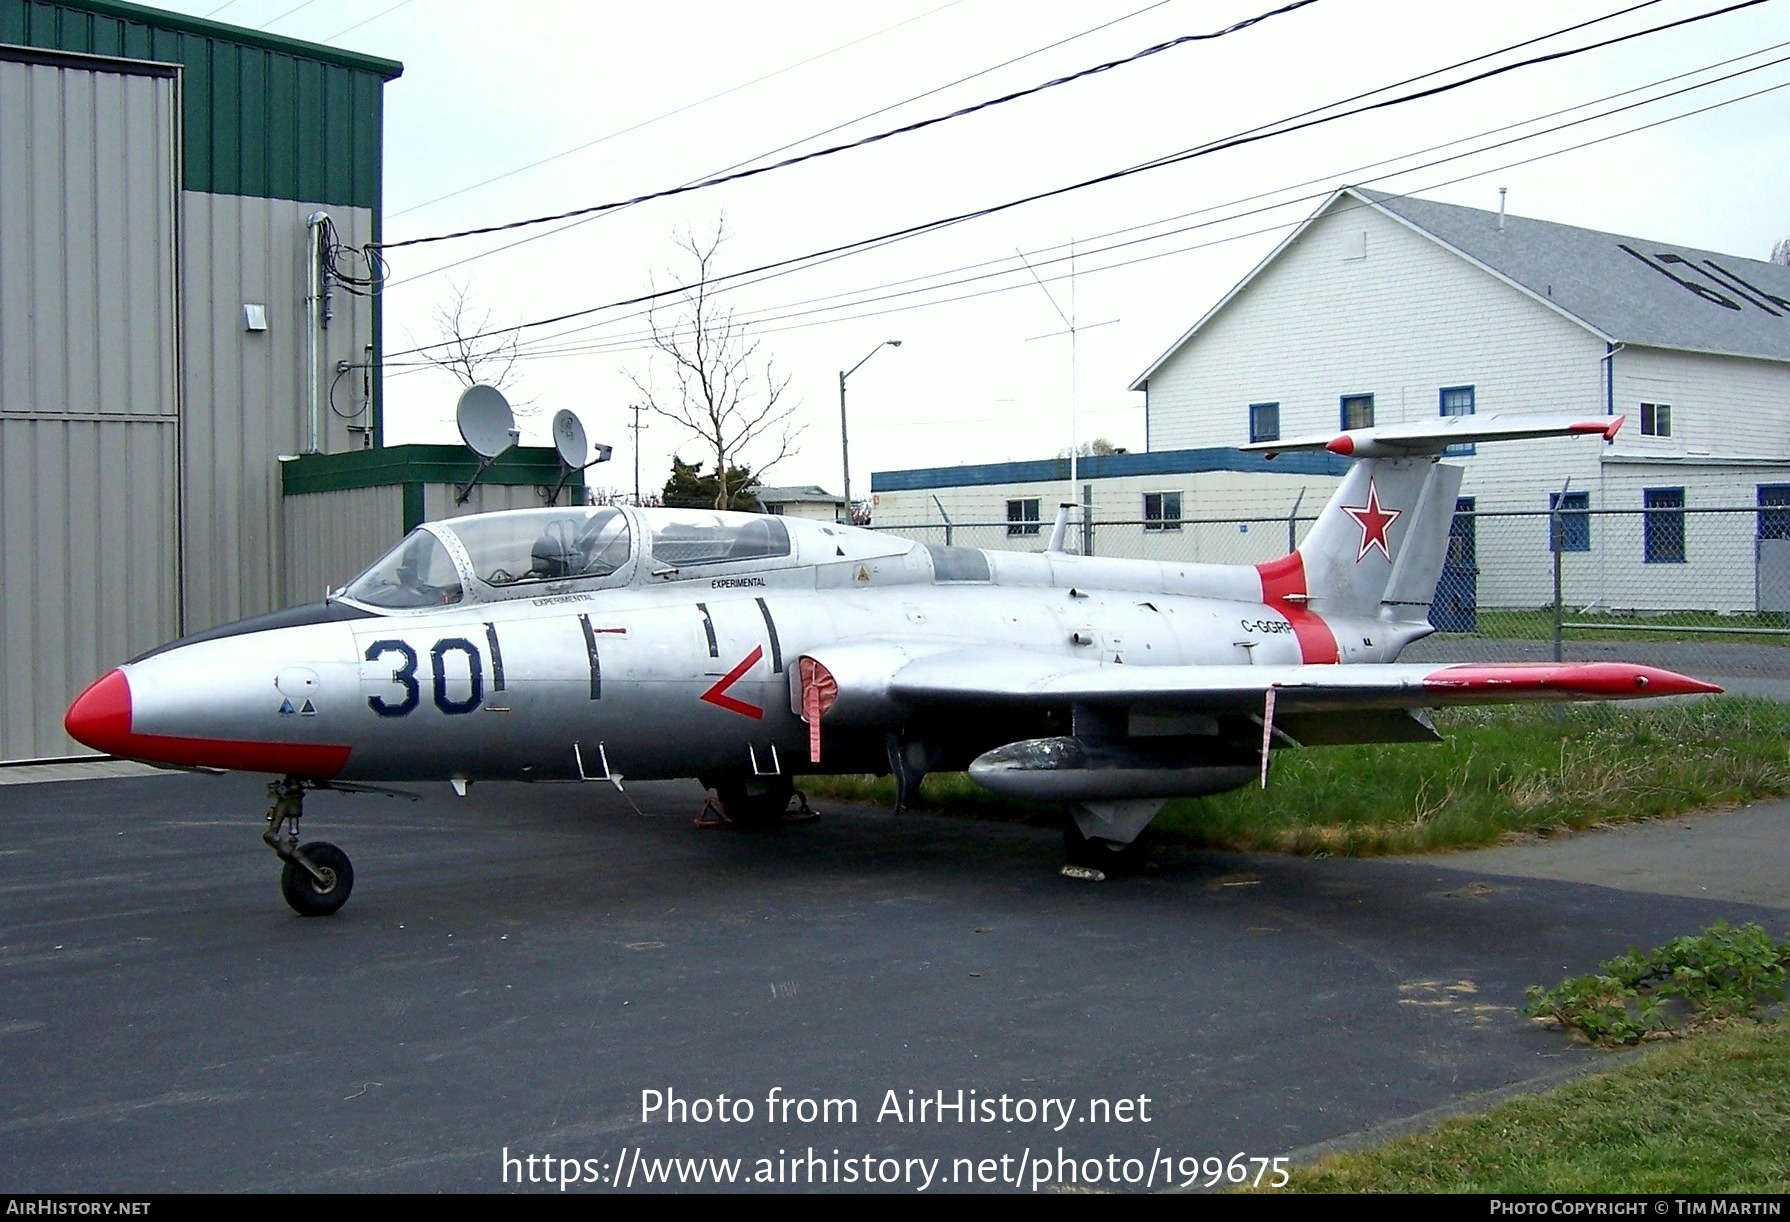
[869,447,1348,565]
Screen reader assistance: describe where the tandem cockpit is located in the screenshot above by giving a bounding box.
[335,505,915,611]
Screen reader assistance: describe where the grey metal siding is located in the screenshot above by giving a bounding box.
[421,482,555,523]
[178,194,375,632]
[0,56,178,759]
[280,482,568,609]
[281,483,401,606]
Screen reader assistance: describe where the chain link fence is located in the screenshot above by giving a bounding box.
[876,507,1790,694]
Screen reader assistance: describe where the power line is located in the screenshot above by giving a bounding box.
[505,39,1790,361]
[257,0,321,31]
[387,0,1762,361]
[321,0,414,43]
[726,76,1790,342]
[381,0,1665,291]
[387,37,1790,376]
[383,0,1187,289]
[386,0,971,221]
[376,0,1325,251]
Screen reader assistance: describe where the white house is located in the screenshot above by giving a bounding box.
[1128,188,1790,613]
[754,485,849,521]
[877,188,1790,614]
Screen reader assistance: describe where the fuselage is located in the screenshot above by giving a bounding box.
[64,504,1426,784]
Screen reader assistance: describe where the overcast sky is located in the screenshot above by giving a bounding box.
[167,0,1790,502]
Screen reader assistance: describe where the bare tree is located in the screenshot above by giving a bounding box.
[1772,238,1790,267]
[414,278,534,413]
[629,220,799,510]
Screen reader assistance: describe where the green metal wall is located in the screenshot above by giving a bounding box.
[0,0,400,207]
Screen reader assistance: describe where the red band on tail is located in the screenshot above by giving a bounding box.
[1254,554,1339,664]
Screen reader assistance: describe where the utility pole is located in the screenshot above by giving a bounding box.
[1019,240,1117,551]
[839,340,902,523]
[628,404,648,505]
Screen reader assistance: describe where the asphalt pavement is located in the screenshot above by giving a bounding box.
[0,764,1782,1193]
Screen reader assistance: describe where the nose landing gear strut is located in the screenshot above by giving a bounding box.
[263,776,354,916]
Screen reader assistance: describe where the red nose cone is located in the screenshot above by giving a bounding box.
[65,669,134,754]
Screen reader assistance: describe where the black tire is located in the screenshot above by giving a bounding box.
[280,841,354,916]
[1063,818,1149,873]
[710,776,794,830]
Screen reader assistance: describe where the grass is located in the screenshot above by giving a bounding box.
[809,714,1790,1194]
[803,698,1790,856]
[1262,1017,1790,1193]
[1452,607,1790,646]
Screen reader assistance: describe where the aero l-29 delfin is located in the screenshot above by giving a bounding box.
[65,413,1718,915]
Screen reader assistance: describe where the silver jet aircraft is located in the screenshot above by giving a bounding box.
[65,414,1718,915]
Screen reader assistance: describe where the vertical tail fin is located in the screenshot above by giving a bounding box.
[1294,458,1462,621]
[1246,412,1624,624]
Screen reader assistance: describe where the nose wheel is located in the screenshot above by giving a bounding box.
[263,777,355,916]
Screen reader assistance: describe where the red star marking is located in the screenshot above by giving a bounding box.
[1341,477,1402,563]
[700,646,765,719]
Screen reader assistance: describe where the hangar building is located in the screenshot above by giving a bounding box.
[0,1,395,761]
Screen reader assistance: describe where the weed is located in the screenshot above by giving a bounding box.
[1526,922,1790,1047]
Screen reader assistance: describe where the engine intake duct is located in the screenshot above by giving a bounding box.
[967,735,1256,802]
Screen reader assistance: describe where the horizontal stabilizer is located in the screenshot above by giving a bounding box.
[1247,412,1623,459]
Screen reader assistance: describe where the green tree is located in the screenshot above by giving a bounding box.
[661,456,758,510]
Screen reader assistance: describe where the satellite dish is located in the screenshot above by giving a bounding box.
[551,409,588,469]
[544,411,615,506]
[456,385,518,459]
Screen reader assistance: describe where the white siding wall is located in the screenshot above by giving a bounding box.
[1143,198,1614,513]
[1610,346,1790,460]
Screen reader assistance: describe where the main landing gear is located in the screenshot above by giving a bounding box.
[697,774,818,830]
[263,777,354,916]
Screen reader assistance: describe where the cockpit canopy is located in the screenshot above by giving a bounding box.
[339,506,818,610]
[646,512,789,568]
[341,527,466,609]
[342,507,633,609]
[456,507,634,588]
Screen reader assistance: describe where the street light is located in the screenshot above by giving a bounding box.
[839,340,902,524]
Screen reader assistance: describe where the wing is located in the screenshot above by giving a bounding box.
[793,644,1720,807]
[796,642,1719,726]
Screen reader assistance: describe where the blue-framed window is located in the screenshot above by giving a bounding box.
[1758,485,1790,539]
[1643,488,1685,563]
[1006,498,1040,537]
[1548,491,1589,552]
[1340,393,1374,431]
[1440,385,1475,456]
[1144,491,1182,532]
[1248,402,1279,444]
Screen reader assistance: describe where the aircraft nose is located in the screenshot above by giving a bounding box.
[65,668,133,754]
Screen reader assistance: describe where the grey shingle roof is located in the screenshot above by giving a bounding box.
[1355,188,1790,362]
[753,485,844,505]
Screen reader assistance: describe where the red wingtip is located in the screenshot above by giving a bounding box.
[65,668,134,754]
[1570,416,1625,442]
[1426,662,1722,698]
[1326,435,1355,456]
